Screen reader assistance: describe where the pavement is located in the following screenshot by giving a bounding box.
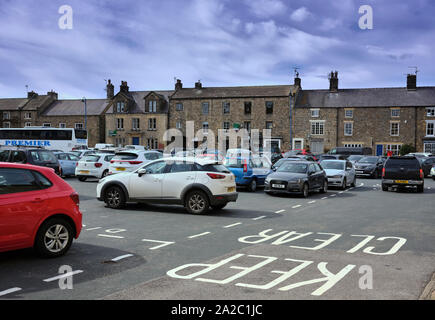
[0,176,434,300]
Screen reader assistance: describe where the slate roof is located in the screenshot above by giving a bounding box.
[105,90,174,114]
[41,99,109,116]
[171,85,295,99]
[295,87,435,108]
[0,98,28,111]
[21,95,52,111]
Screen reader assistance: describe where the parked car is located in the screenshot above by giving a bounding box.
[272,157,303,171]
[430,165,435,180]
[196,150,225,162]
[0,148,61,175]
[419,157,435,177]
[54,152,80,177]
[382,156,424,192]
[97,157,238,214]
[108,150,163,174]
[125,145,147,151]
[316,154,347,162]
[95,143,114,150]
[283,149,318,161]
[265,161,328,197]
[0,162,82,257]
[320,160,356,189]
[328,147,372,156]
[347,155,365,164]
[70,150,97,159]
[75,153,115,181]
[405,152,433,159]
[224,155,272,192]
[354,156,384,178]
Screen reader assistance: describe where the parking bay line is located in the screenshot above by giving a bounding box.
[223,222,242,228]
[142,239,175,250]
[0,287,22,297]
[308,200,316,204]
[85,227,102,231]
[252,216,266,221]
[292,205,302,209]
[111,254,134,262]
[188,232,211,239]
[275,210,286,214]
[43,270,83,283]
[97,234,125,239]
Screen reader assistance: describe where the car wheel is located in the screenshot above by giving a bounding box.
[105,186,126,209]
[382,184,388,191]
[417,185,424,193]
[373,170,379,179]
[302,183,309,198]
[101,170,109,178]
[341,178,347,190]
[211,203,227,210]
[185,190,209,215]
[351,177,356,187]
[248,179,257,192]
[78,176,87,182]
[320,179,328,193]
[34,218,74,258]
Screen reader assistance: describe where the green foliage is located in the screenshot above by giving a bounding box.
[399,144,416,156]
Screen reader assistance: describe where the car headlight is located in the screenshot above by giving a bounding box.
[289,179,303,183]
[329,175,342,179]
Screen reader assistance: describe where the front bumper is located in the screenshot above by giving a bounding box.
[264,180,304,194]
[355,168,376,176]
[327,177,343,186]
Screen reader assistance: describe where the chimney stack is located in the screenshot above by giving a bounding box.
[120,81,129,93]
[407,74,417,91]
[175,79,183,90]
[47,90,58,100]
[106,79,114,99]
[294,73,301,88]
[195,80,202,89]
[27,91,38,99]
[329,71,339,92]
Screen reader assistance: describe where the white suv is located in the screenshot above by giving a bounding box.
[108,150,162,175]
[97,157,238,214]
[76,153,115,181]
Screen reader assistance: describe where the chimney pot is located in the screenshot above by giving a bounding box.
[329,71,339,92]
[195,80,202,89]
[407,74,417,90]
[175,79,183,90]
[106,79,114,98]
[120,81,129,93]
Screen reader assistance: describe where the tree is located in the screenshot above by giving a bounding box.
[399,144,416,156]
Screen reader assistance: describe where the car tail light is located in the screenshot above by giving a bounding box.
[76,162,79,167]
[95,163,103,168]
[207,173,226,179]
[70,192,80,206]
[382,167,386,178]
[420,169,424,179]
[243,160,248,173]
[128,161,143,165]
[110,160,115,164]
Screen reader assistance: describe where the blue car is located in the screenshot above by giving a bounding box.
[224,156,272,192]
[54,152,80,177]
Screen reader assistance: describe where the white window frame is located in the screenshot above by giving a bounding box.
[344,109,353,118]
[292,138,304,150]
[310,120,325,136]
[24,112,32,119]
[116,118,124,130]
[59,123,66,128]
[311,109,320,118]
[75,123,84,130]
[202,102,209,115]
[3,112,10,120]
[426,121,435,137]
[391,108,400,118]
[25,122,32,127]
[344,122,353,136]
[223,122,230,130]
[426,107,435,117]
[116,102,125,113]
[202,122,209,133]
[148,118,156,131]
[344,143,363,148]
[424,142,435,154]
[176,121,182,129]
[43,123,51,128]
[148,100,157,113]
[176,103,183,111]
[223,102,230,114]
[390,122,400,136]
[3,121,11,128]
[132,118,140,131]
[386,144,402,156]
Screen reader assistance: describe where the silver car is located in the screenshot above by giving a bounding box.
[320,160,356,190]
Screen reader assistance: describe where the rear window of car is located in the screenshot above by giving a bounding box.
[198,164,231,173]
[145,152,162,161]
[84,155,101,162]
[113,153,138,160]
[385,158,420,168]
[30,151,57,164]
[224,158,245,168]
[104,155,114,162]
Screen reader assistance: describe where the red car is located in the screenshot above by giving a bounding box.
[0,162,82,257]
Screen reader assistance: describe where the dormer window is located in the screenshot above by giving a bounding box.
[116,102,126,113]
[148,100,157,113]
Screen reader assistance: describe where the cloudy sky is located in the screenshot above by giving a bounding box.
[0,0,434,98]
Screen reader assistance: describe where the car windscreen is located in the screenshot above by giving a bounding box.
[348,155,364,161]
[30,151,57,164]
[199,164,231,173]
[358,157,378,164]
[320,161,345,170]
[145,152,162,161]
[277,163,308,174]
[84,155,101,162]
[112,153,138,160]
[385,158,420,168]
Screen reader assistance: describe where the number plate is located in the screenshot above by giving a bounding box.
[395,180,409,184]
[227,187,236,193]
[116,168,126,171]
[80,170,90,174]
[272,184,286,189]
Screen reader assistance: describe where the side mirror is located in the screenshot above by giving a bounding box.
[138,168,147,177]
[272,166,277,171]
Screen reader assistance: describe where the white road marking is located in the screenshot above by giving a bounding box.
[43,270,83,282]
[253,216,266,221]
[188,232,211,239]
[338,191,344,194]
[0,287,22,297]
[321,197,328,200]
[308,201,316,204]
[292,205,302,209]
[142,239,175,250]
[359,183,364,186]
[330,194,337,197]
[85,227,102,231]
[275,210,286,214]
[224,222,242,228]
[111,254,134,262]
[97,234,125,239]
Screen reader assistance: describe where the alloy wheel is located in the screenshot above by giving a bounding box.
[44,224,69,253]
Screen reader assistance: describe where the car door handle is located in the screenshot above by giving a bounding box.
[31,198,44,203]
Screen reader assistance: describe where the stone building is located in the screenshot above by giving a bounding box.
[169,79,298,151]
[293,72,435,155]
[103,81,173,149]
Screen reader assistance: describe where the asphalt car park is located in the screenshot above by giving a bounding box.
[0,175,434,300]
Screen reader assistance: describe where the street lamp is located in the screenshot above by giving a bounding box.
[81,97,87,130]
